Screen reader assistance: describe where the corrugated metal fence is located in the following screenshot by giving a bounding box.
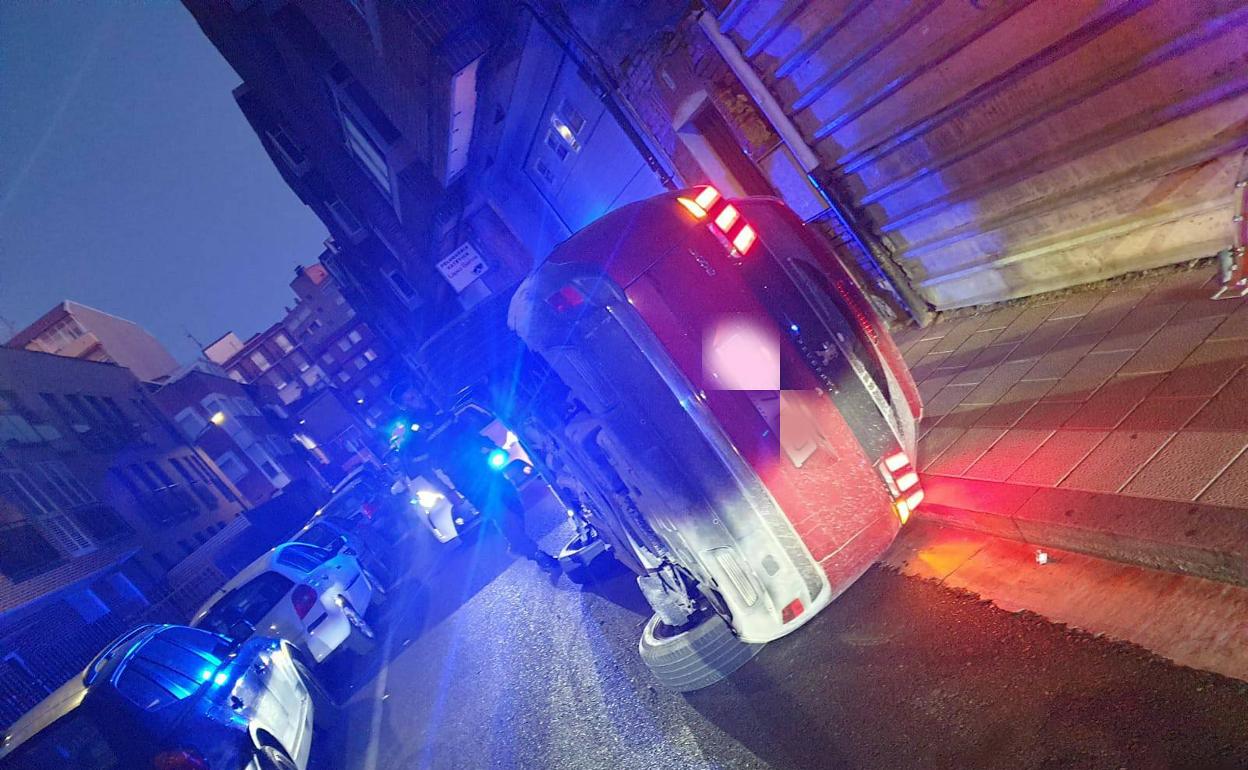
[716,0,1248,309]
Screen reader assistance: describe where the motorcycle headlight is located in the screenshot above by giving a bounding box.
[413,489,445,510]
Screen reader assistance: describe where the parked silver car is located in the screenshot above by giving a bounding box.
[0,623,330,769]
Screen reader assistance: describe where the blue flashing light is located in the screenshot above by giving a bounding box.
[410,423,421,432]
[199,669,212,682]
[789,323,800,333]
[486,448,508,471]
[213,672,229,686]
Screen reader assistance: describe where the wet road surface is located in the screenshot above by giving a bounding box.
[312,501,1248,770]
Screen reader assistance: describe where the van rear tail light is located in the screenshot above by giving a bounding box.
[732,225,756,255]
[883,452,909,472]
[714,204,740,232]
[877,451,922,525]
[694,186,720,209]
[781,598,804,623]
[546,285,585,313]
[153,748,209,770]
[675,186,758,257]
[291,584,318,619]
[676,197,708,219]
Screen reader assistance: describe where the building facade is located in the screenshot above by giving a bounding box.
[182,0,671,379]
[0,348,248,722]
[148,362,317,506]
[7,301,180,382]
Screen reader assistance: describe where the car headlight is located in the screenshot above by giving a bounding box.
[413,489,445,510]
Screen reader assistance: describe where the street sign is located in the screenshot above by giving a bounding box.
[437,242,489,293]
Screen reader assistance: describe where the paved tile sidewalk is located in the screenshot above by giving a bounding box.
[898,268,1248,509]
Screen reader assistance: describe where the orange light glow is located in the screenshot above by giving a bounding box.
[732,225,756,254]
[694,186,720,209]
[676,197,707,219]
[894,499,911,524]
[714,204,740,232]
[896,471,919,492]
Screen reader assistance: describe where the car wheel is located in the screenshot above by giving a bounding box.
[558,532,612,585]
[255,744,297,770]
[638,612,763,692]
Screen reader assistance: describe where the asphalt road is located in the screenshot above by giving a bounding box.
[312,500,1248,770]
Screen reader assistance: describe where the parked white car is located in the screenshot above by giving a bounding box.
[191,541,382,664]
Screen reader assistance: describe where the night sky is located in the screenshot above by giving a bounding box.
[0,2,326,364]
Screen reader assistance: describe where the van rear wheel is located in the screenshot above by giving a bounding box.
[638,612,763,692]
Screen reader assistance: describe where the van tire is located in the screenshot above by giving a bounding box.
[638,612,763,692]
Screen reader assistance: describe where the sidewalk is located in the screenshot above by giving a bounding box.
[896,267,1248,582]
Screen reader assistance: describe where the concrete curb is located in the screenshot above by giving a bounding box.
[916,474,1248,587]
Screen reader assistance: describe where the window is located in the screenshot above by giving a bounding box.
[291,353,310,372]
[337,372,351,383]
[268,371,289,390]
[145,461,174,487]
[348,329,363,344]
[245,443,288,486]
[320,352,334,365]
[266,126,307,171]
[337,338,352,352]
[301,368,322,387]
[213,451,248,483]
[101,397,130,426]
[384,268,419,307]
[168,457,196,486]
[196,571,294,637]
[36,317,85,350]
[350,357,365,371]
[250,351,270,372]
[276,543,332,573]
[273,333,293,353]
[201,394,233,421]
[353,388,366,401]
[327,198,366,242]
[334,92,393,196]
[0,391,43,445]
[174,407,208,440]
[127,464,159,491]
[368,374,383,387]
[362,348,377,362]
[0,469,57,516]
[33,462,93,507]
[228,369,245,383]
[232,396,258,417]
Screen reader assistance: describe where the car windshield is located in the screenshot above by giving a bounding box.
[196,571,295,636]
[320,480,376,520]
[276,544,333,573]
[296,522,341,550]
[1,713,127,770]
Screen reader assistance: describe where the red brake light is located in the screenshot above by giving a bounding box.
[291,584,318,619]
[546,285,585,313]
[713,204,739,232]
[153,749,209,770]
[360,501,377,519]
[781,598,804,623]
